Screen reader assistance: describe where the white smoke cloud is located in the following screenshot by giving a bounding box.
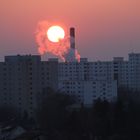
[35,20,80,62]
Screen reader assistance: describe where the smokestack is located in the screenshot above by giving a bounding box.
[70,27,75,49]
[64,27,77,62]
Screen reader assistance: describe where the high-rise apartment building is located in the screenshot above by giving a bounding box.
[1,53,140,118]
[0,55,58,118]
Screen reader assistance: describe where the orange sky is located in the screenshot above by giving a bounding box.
[0,0,140,60]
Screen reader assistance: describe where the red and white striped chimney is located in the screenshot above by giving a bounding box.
[70,27,75,49]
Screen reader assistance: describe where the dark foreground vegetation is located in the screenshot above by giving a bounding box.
[37,89,140,140]
[1,89,140,140]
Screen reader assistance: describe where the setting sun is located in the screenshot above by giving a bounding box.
[47,26,65,43]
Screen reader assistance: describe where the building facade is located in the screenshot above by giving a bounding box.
[1,53,140,118]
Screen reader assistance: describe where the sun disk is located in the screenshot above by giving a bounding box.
[47,25,65,43]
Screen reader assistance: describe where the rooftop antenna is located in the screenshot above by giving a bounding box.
[129,40,134,54]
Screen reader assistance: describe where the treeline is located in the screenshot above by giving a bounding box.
[1,89,140,140]
[37,90,140,140]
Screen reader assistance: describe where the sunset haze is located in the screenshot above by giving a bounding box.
[0,0,140,60]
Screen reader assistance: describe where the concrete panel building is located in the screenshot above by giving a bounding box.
[1,53,140,118]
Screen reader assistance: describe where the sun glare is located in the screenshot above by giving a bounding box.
[47,26,65,43]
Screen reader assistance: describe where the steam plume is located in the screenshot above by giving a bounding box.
[35,20,80,62]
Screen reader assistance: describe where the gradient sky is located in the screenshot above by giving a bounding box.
[0,0,140,61]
